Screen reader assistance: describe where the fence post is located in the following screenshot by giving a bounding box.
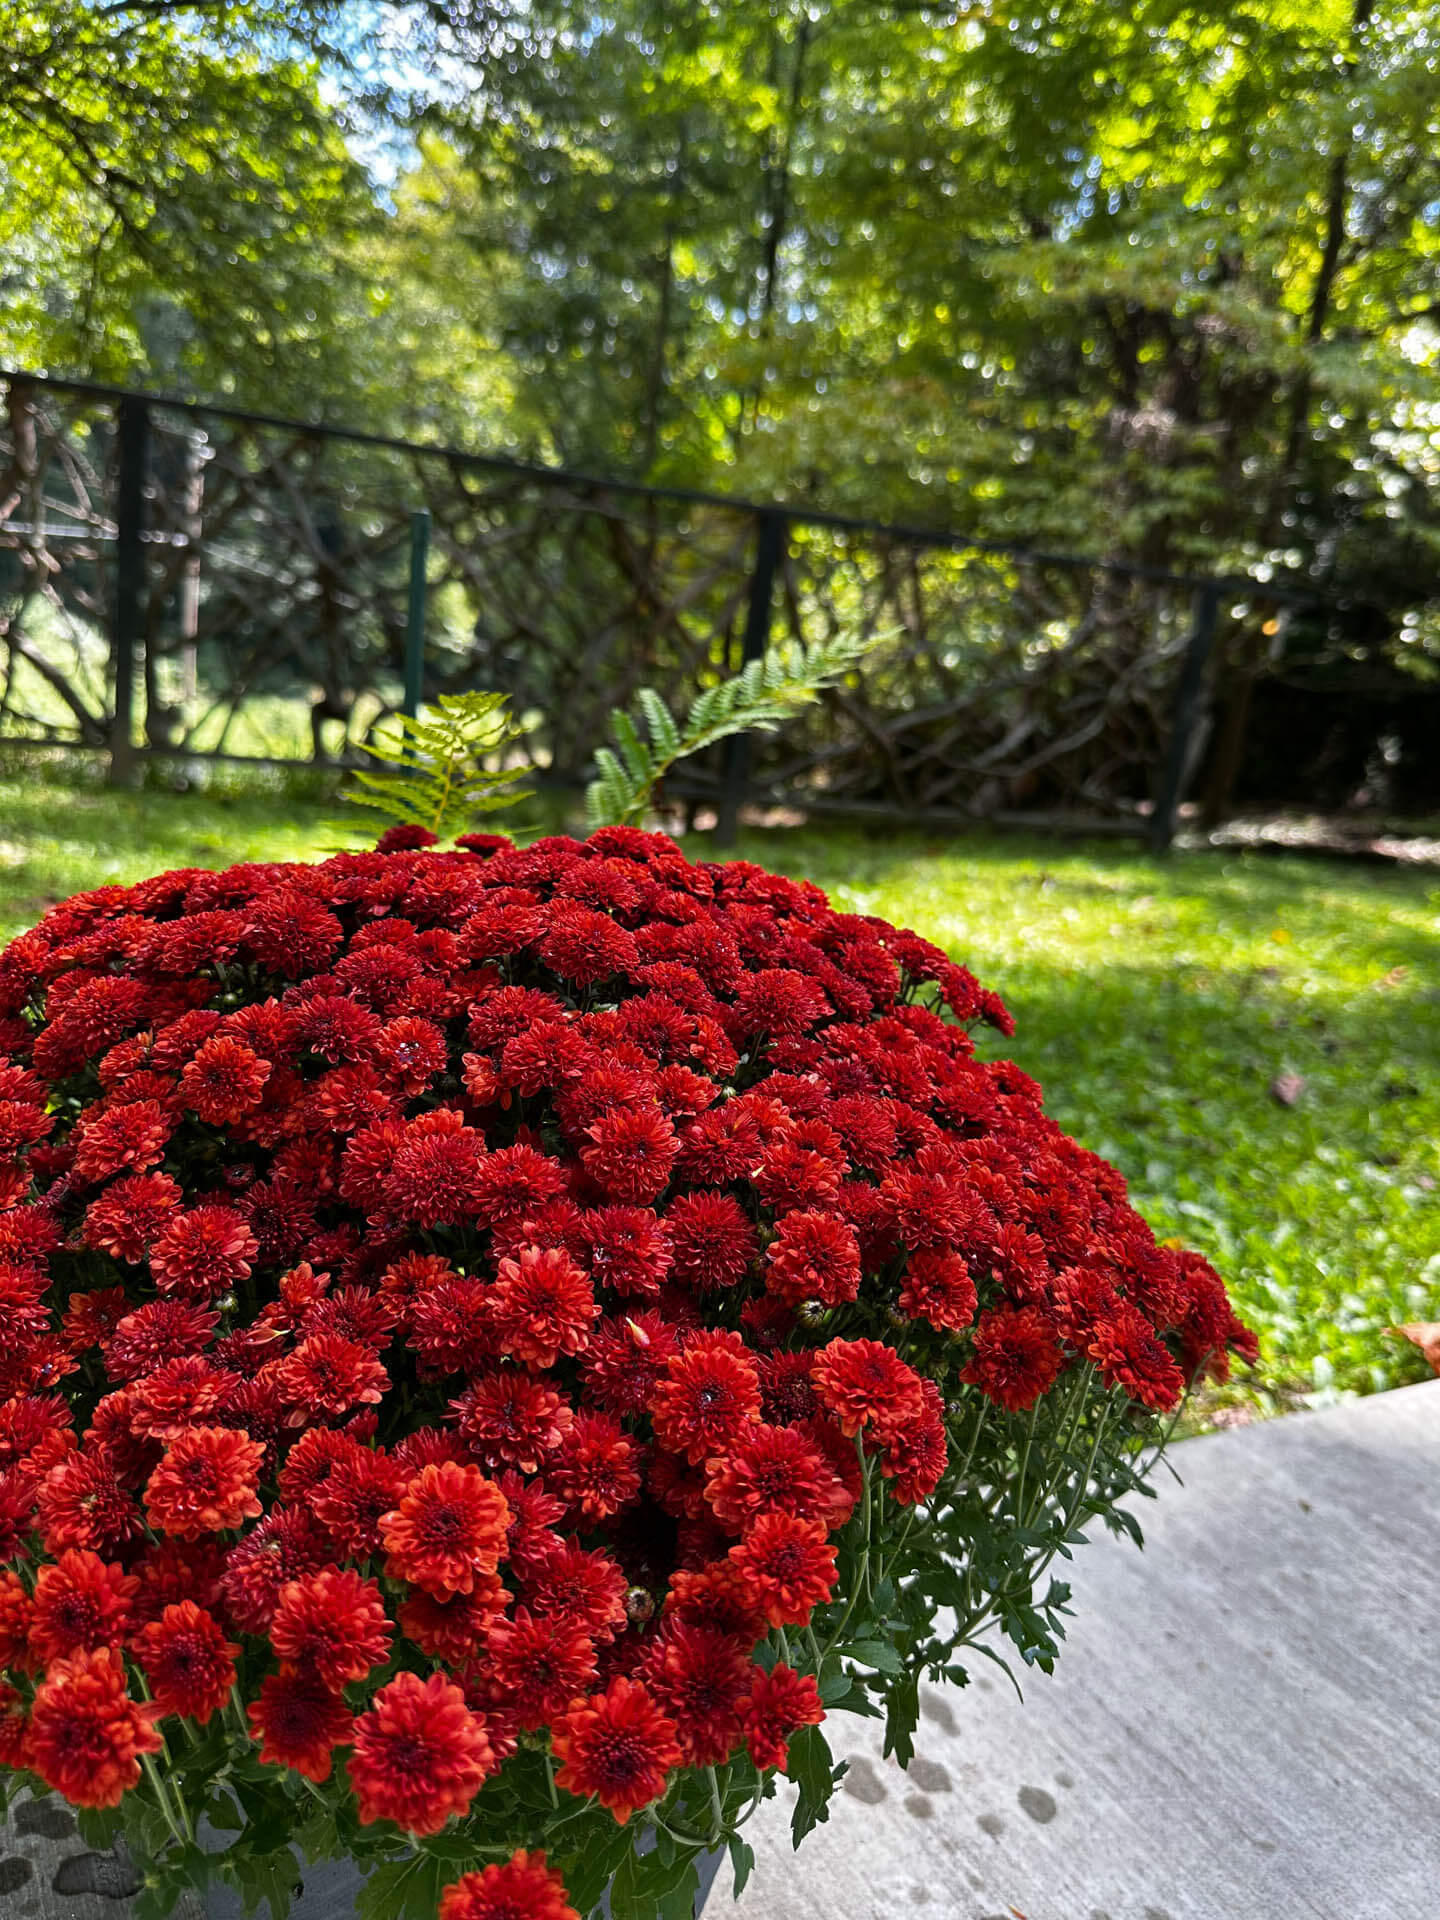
[110,395,150,785]
[714,508,787,846]
[1150,581,1222,855]
[403,508,431,721]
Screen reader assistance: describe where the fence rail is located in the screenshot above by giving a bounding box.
[0,368,1361,849]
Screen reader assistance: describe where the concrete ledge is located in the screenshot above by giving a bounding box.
[732,1380,1440,1920]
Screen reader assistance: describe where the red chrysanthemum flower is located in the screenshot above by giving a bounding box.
[519,1542,629,1642]
[398,1576,509,1662]
[248,1667,354,1782]
[704,1424,853,1533]
[487,1245,597,1369]
[453,1367,573,1475]
[483,1609,599,1730]
[132,1600,238,1723]
[145,1425,265,1538]
[812,1337,925,1437]
[381,1461,510,1598]
[27,1647,162,1807]
[309,1444,408,1560]
[764,1210,862,1308]
[383,1113,485,1229]
[29,1549,136,1663]
[83,1167,184,1259]
[898,1248,978,1333]
[643,1623,753,1767]
[274,1333,388,1421]
[348,1671,494,1834]
[745,1662,825,1771]
[961,1304,1066,1412]
[548,1413,642,1522]
[438,1851,578,1920]
[551,1675,681,1823]
[271,1568,393,1686]
[664,1192,756,1292]
[34,1450,140,1558]
[580,1107,678,1204]
[650,1332,762,1466]
[149,1206,258,1298]
[179,1036,271,1123]
[727,1513,837,1627]
[70,1099,173,1186]
[1084,1302,1186,1412]
[579,1206,672,1299]
[664,1562,768,1647]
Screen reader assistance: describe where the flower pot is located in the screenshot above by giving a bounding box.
[201,1843,725,1920]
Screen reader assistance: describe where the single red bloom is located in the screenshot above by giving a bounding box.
[274,1333,389,1421]
[812,1337,925,1437]
[27,1647,162,1807]
[145,1425,265,1538]
[149,1206,258,1298]
[71,1099,173,1186]
[310,1443,408,1560]
[1084,1303,1186,1412]
[551,1675,680,1823]
[349,1671,495,1834]
[398,1576,510,1662]
[453,1367,573,1474]
[665,1192,757,1292]
[271,1568,393,1687]
[438,1851,578,1920]
[649,1332,762,1466]
[764,1210,862,1308]
[35,1451,140,1558]
[82,1171,183,1262]
[383,1112,485,1228]
[221,1509,333,1634]
[179,1036,271,1123]
[102,1297,218,1382]
[704,1424,854,1533]
[132,1600,238,1723]
[579,1206,673,1299]
[29,1549,137,1663]
[488,1245,597,1369]
[130,1537,226,1627]
[961,1304,1066,1412]
[581,1105,679,1204]
[518,1542,629,1642]
[664,1562,768,1647]
[483,1608,598,1730]
[745,1662,825,1771]
[643,1623,753,1767]
[898,1248,978,1333]
[0,1681,28,1770]
[381,1460,510,1598]
[248,1667,354,1782]
[470,1145,569,1229]
[548,1413,642,1522]
[727,1513,837,1628]
[872,1379,949,1505]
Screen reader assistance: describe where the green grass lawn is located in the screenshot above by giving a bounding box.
[0,759,1436,1410]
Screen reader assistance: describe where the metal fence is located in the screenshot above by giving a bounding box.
[0,368,1350,849]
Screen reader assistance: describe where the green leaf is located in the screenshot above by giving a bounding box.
[785,1723,840,1847]
[727,1835,755,1901]
[841,1638,904,1674]
[883,1671,921,1769]
[356,1851,446,1920]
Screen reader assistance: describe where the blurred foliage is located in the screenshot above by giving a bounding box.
[4,2,1439,647]
[0,758,1433,1409]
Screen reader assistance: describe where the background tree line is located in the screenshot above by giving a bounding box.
[3,0,1438,696]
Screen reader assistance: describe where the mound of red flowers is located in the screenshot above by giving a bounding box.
[0,826,1253,1919]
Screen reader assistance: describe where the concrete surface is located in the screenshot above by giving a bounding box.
[4,1381,1437,1917]
[732,1378,1440,1920]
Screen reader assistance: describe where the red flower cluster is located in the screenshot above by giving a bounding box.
[0,828,1252,1901]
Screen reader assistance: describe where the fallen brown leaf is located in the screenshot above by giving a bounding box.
[1391,1324,1440,1375]
[1269,1071,1306,1107]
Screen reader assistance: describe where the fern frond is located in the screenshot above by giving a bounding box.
[343,689,532,842]
[584,626,894,829]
